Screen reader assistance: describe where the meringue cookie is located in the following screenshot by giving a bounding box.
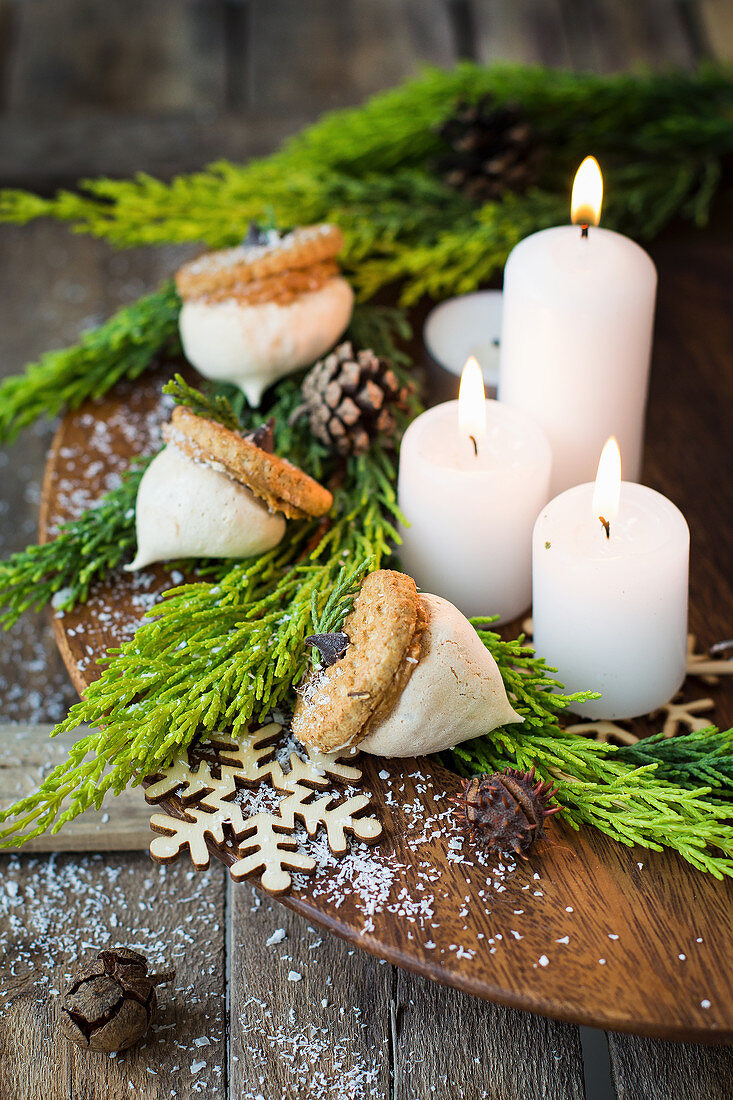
[359,593,523,757]
[178,277,354,406]
[126,446,286,570]
[293,569,522,758]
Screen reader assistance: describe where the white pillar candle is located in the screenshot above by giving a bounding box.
[398,358,552,623]
[532,438,689,719]
[498,157,657,497]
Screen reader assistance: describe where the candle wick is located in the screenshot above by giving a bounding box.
[599,515,610,539]
[469,435,478,457]
[581,224,589,239]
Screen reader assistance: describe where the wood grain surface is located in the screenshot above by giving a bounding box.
[0,724,152,852]
[36,220,733,1044]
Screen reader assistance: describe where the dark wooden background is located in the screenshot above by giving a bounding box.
[1,2,732,1098]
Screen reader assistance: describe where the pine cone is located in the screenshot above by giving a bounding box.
[58,947,174,1052]
[293,342,410,456]
[449,767,560,857]
[436,96,542,203]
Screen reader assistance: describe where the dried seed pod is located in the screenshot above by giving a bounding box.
[58,947,174,1052]
[449,767,561,857]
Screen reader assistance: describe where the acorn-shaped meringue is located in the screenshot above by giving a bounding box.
[127,407,332,571]
[175,224,354,407]
[293,570,522,757]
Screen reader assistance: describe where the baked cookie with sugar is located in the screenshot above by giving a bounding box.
[293,569,522,756]
[127,407,332,570]
[176,224,354,406]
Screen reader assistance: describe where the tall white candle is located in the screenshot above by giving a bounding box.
[532,438,689,719]
[499,157,657,497]
[398,359,551,623]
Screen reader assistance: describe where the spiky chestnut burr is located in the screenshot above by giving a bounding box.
[449,767,561,857]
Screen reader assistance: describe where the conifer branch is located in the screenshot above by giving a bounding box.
[1,66,730,305]
[0,461,150,629]
[0,282,181,445]
[162,373,240,431]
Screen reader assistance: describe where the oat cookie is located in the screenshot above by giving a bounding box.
[176,225,345,304]
[164,406,332,520]
[293,570,427,752]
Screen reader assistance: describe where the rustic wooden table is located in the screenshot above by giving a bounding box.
[1,3,732,1098]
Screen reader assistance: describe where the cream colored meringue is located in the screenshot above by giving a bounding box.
[179,277,354,407]
[126,445,286,570]
[359,593,523,757]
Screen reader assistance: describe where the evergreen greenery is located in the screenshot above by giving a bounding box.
[616,725,733,798]
[0,282,180,445]
[449,625,733,879]
[0,461,149,629]
[1,65,730,305]
[162,373,241,431]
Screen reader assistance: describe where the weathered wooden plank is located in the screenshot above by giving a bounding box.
[248,0,455,112]
[471,0,573,67]
[559,0,696,74]
[5,0,227,116]
[698,0,733,61]
[0,852,228,1099]
[230,881,392,1098]
[0,111,315,189]
[392,967,585,1100]
[607,1033,733,1100]
[0,725,153,852]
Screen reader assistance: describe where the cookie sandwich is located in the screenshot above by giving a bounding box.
[127,406,332,570]
[293,570,522,756]
[176,224,354,406]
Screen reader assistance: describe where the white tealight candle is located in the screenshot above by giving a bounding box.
[398,358,552,623]
[532,438,689,719]
[499,157,657,496]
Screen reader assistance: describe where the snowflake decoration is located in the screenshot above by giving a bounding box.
[145,723,382,894]
[649,695,716,738]
[686,634,733,685]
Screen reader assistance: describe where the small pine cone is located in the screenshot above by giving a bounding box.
[58,947,174,1052]
[436,96,543,204]
[293,342,410,456]
[449,767,560,857]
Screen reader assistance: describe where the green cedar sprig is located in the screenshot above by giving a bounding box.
[162,373,240,431]
[1,65,730,302]
[310,557,373,636]
[0,281,181,445]
[447,624,733,878]
[0,460,150,629]
[0,448,402,844]
[616,725,733,798]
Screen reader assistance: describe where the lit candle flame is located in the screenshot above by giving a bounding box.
[458,356,487,455]
[592,437,621,538]
[571,156,603,229]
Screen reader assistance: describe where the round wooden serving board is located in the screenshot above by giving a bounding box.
[40,370,733,1043]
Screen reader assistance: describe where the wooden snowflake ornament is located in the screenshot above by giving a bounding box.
[144,723,382,894]
[686,634,733,685]
[649,695,716,738]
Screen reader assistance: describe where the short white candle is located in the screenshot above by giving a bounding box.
[398,358,551,623]
[532,438,689,719]
[499,157,657,496]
